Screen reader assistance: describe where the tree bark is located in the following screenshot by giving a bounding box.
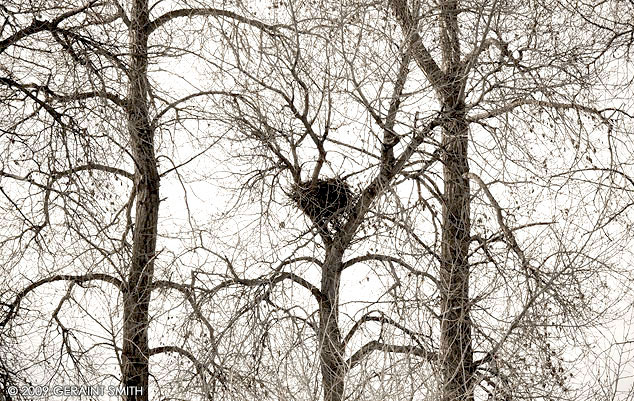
[438,2,473,400]
[439,105,473,401]
[122,0,159,400]
[318,246,346,401]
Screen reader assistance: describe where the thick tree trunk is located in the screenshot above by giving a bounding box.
[438,2,474,400]
[122,1,158,400]
[439,106,473,401]
[319,247,346,401]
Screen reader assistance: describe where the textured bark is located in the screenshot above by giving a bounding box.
[318,247,346,401]
[121,0,159,400]
[439,107,473,401]
[438,2,474,400]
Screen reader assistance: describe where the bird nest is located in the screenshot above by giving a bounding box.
[289,178,354,229]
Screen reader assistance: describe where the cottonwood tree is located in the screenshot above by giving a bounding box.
[0,1,285,400]
[200,1,634,401]
[2,1,634,401]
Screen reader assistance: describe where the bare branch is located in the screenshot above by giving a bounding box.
[1,273,123,327]
[149,8,285,35]
[388,0,447,93]
[341,116,442,246]
[346,340,436,370]
[341,254,439,288]
[343,311,430,348]
[0,1,99,54]
[465,172,530,271]
[468,99,615,123]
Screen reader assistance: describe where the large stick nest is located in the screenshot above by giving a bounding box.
[290,178,354,229]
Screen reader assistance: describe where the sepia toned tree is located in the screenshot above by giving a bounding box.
[2,1,634,401]
[0,1,288,400]
[201,1,634,401]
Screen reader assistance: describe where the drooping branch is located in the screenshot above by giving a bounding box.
[474,257,573,369]
[29,83,127,110]
[469,221,553,258]
[230,268,324,303]
[0,77,68,126]
[343,311,431,348]
[1,273,124,327]
[1,162,133,185]
[191,253,325,303]
[151,90,241,128]
[468,99,616,124]
[0,1,99,54]
[151,279,218,349]
[50,282,83,367]
[51,163,134,181]
[149,8,286,35]
[346,340,436,370]
[0,163,133,239]
[341,254,439,288]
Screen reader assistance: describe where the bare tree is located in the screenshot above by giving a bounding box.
[0,1,285,400]
[2,1,634,401]
[202,1,634,401]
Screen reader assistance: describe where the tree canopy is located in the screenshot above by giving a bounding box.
[1,1,634,401]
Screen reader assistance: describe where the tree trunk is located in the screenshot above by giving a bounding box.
[122,0,159,400]
[319,247,346,401]
[438,2,473,400]
[439,106,473,401]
